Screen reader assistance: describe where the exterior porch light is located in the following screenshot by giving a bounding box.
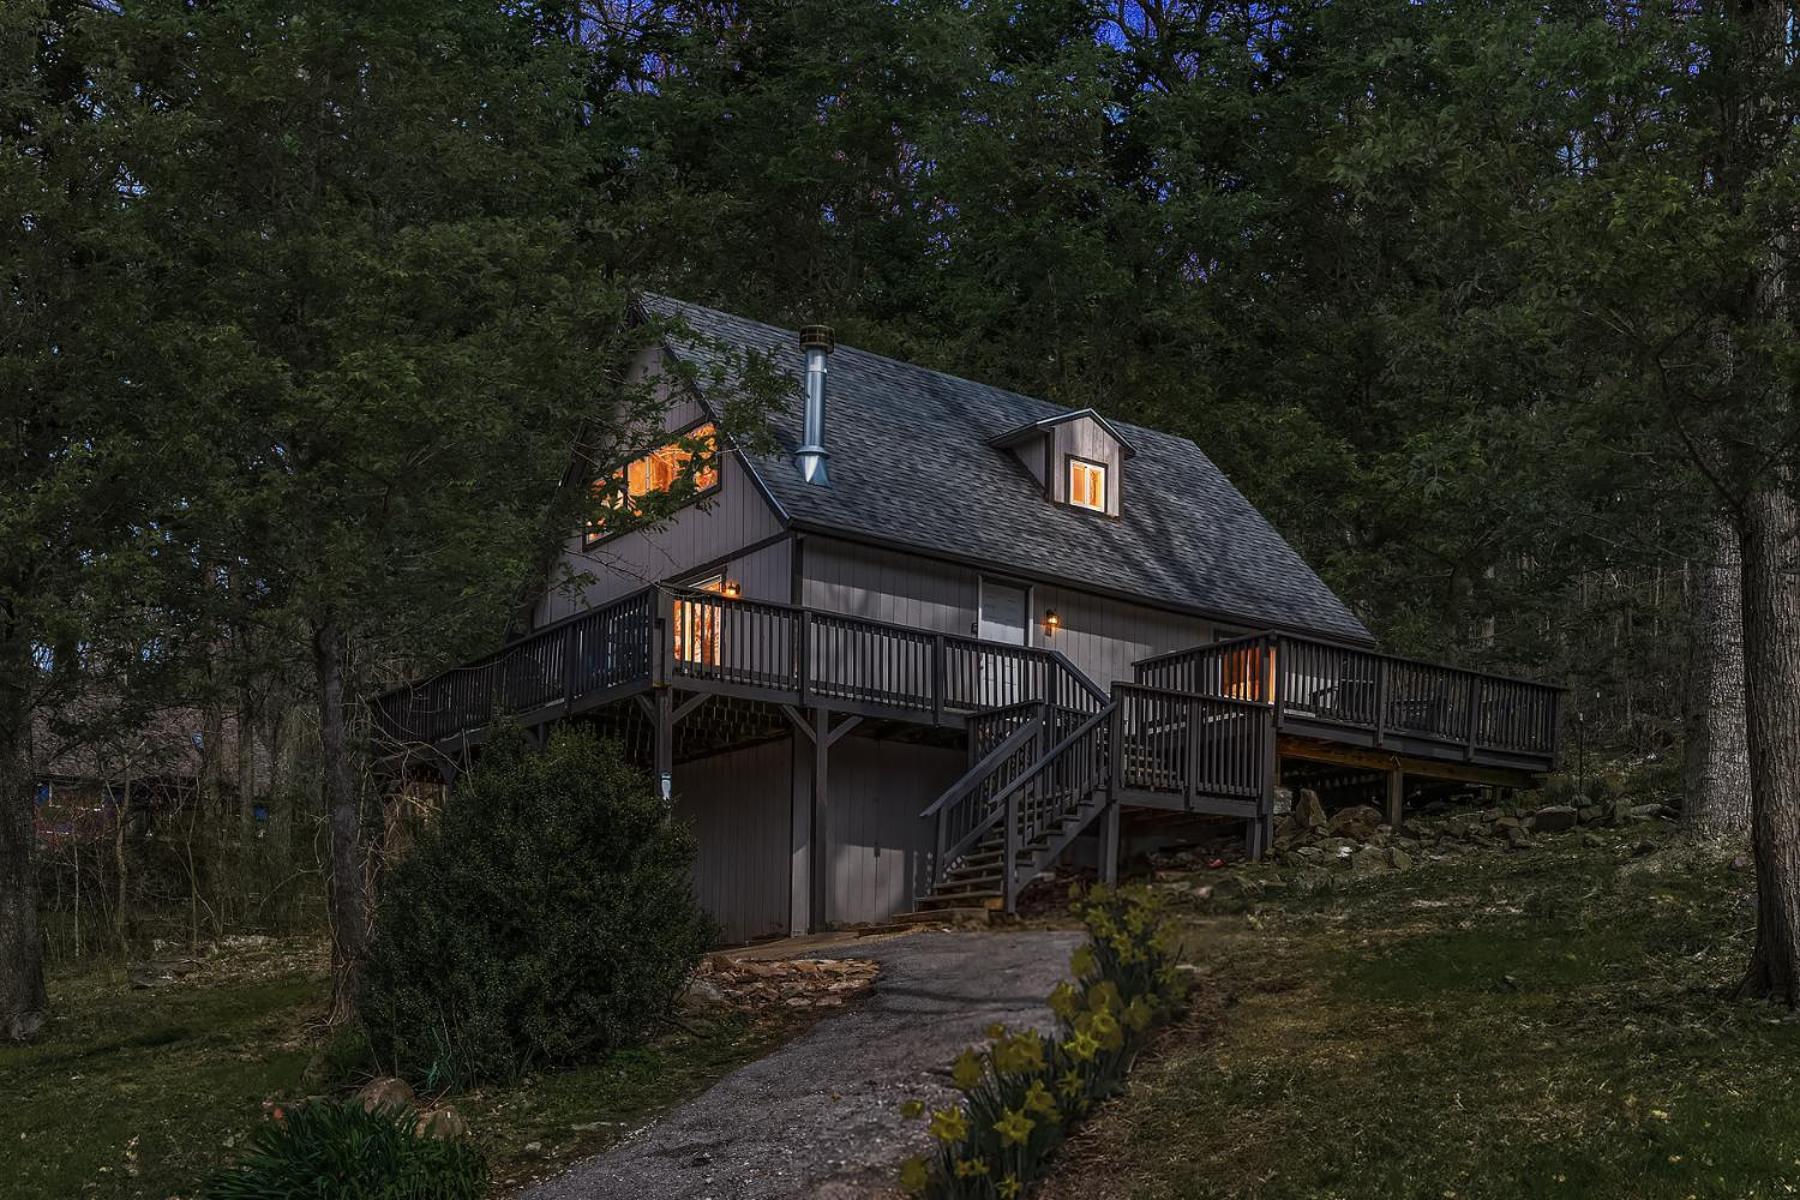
[723,580,741,598]
[1044,609,1060,637]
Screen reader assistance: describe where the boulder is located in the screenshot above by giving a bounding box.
[1504,824,1532,850]
[1386,846,1413,871]
[1528,805,1578,834]
[1347,846,1387,875]
[1293,789,1329,834]
[356,1077,417,1114]
[1606,798,1635,827]
[416,1107,469,1141]
[679,974,730,1011]
[1327,805,1384,842]
[1629,803,1667,822]
[1272,786,1295,816]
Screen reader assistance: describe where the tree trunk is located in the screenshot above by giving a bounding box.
[1736,482,1800,1004]
[314,619,367,1024]
[1685,510,1751,839]
[0,678,47,1042]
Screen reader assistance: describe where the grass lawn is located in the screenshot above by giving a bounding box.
[1044,824,1800,1200]
[0,939,807,1199]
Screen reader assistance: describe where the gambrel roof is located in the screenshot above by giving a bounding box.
[640,295,1373,645]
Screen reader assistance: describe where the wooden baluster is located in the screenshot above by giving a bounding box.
[1465,674,1480,760]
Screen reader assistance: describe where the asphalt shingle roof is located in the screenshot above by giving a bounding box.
[642,295,1372,645]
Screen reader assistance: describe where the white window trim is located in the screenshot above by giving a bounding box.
[1067,457,1107,513]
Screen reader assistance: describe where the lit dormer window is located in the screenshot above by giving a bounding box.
[1068,458,1107,512]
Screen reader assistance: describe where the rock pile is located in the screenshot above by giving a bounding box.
[1268,786,1677,874]
[680,954,878,1015]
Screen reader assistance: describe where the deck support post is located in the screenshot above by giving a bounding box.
[809,706,830,933]
[1385,766,1405,828]
[1099,801,1121,886]
[654,688,673,802]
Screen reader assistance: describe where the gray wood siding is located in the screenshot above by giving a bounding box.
[800,536,1213,688]
[801,735,963,926]
[532,347,788,629]
[674,738,792,944]
[1048,416,1124,518]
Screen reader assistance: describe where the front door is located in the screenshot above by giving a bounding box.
[978,580,1030,707]
[979,580,1029,645]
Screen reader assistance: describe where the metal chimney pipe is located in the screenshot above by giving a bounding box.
[796,324,834,485]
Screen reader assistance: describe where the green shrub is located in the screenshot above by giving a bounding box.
[203,1098,485,1200]
[899,884,1186,1199]
[360,727,715,1088]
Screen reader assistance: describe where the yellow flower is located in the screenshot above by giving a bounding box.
[987,1022,1008,1040]
[1064,1029,1101,1062]
[1023,1078,1059,1117]
[1124,997,1154,1033]
[1048,980,1080,1020]
[1088,980,1122,1014]
[899,1098,925,1119]
[1058,1070,1085,1099]
[952,1049,984,1091]
[993,1031,1045,1075]
[998,1175,1023,1199]
[930,1106,968,1144]
[1091,1007,1124,1051]
[1070,945,1096,977]
[899,1157,931,1194]
[995,1106,1036,1147]
[954,1155,990,1177]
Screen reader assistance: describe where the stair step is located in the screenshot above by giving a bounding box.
[931,877,1004,897]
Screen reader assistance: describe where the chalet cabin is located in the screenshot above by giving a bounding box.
[375,297,1562,942]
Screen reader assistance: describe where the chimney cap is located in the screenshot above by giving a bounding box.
[799,324,835,353]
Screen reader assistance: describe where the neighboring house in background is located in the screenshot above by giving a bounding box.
[375,297,1562,943]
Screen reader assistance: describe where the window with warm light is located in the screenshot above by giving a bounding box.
[1068,458,1107,512]
[674,574,725,667]
[586,422,720,545]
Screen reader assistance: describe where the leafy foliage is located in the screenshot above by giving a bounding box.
[359,729,714,1088]
[203,1098,484,1200]
[899,885,1184,1198]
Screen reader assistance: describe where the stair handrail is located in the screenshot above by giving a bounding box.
[990,700,1118,910]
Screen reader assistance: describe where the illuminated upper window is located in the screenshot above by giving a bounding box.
[1068,458,1107,512]
[586,423,719,544]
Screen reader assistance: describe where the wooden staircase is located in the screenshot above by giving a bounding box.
[913,699,1117,917]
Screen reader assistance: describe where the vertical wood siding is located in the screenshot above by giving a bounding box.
[674,738,792,944]
[532,347,788,628]
[801,536,1215,688]
[820,737,965,926]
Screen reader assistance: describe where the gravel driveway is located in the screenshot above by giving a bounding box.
[524,928,1083,1200]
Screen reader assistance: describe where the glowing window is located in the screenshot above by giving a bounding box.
[674,575,724,667]
[587,423,720,544]
[1068,458,1107,512]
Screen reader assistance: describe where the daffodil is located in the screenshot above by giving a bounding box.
[1070,944,1096,978]
[954,1155,989,1178]
[1048,980,1079,1020]
[1124,996,1154,1034]
[1058,1070,1085,1099]
[898,1156,931,1194]
[1064,1028,1101,1062]
[1023,1078,1059,1117]
[1091,1007,1124,1051]
[1088,980,1121,1014]
[952,1048,984,1090]
[899,1098,925,1119]
[987,1022,1007,1040]
[994,1031,1045,1075]
[994,1106,1036,1147]
[930,1106,969,1144]
[998,1174,1023,1199]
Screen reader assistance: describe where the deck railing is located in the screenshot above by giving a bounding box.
[1132,632,1561,766]
[1111,683,1270,807]
[372,588,656,745]
[661,587,1108,721]
[373,586,1108,748]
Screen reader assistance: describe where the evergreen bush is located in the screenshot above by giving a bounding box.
[360,728,714,1088]
[203,1098,484,1200]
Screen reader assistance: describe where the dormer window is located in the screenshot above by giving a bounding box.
[1068,458,1107,512]
[990,408,1135,519]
